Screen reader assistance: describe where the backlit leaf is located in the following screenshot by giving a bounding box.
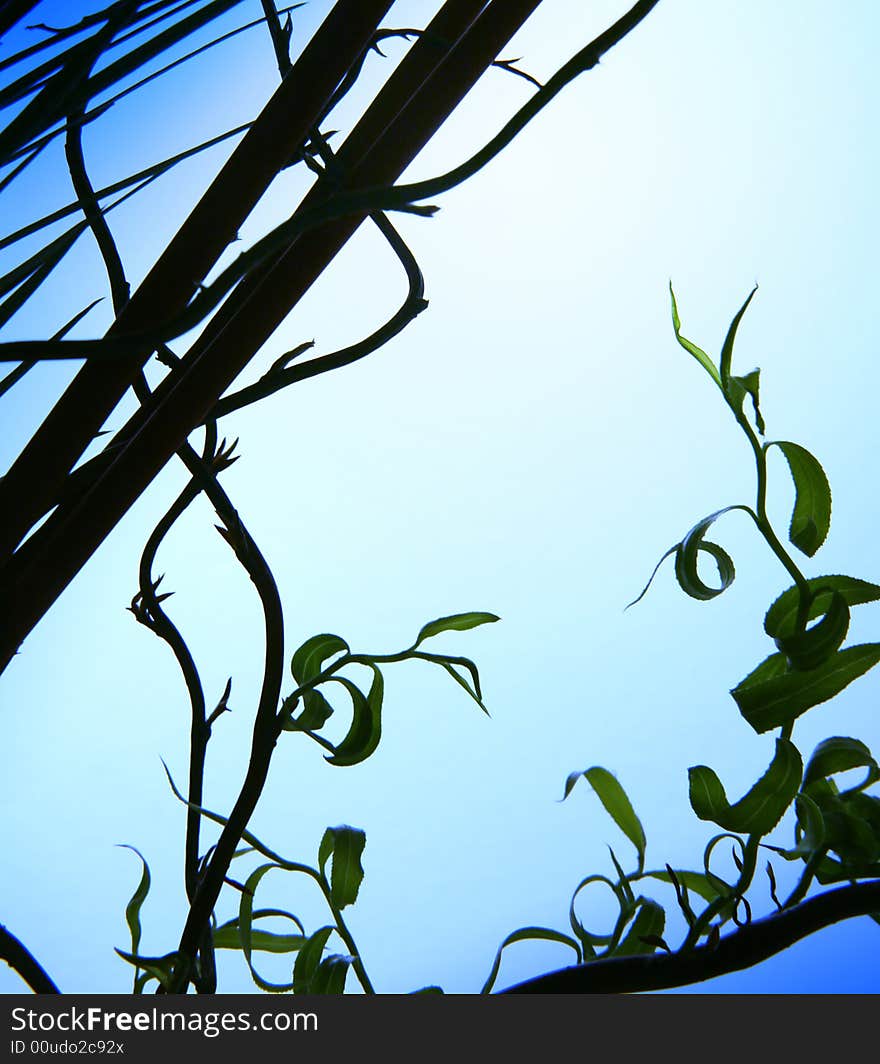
[774,591,849,671]
[803,736,880,791]
[669,282,722,389]
[564,767,646,871]
[414,611,500,647]
[117,845,151,993]
[480,927,581,994]
[719,284,758,389]
[291,633,349,686]
[309,954,353,994]
[771,441,832,557]
[765,575,880,639]
[293,926,334,995]
[732,645,880,733]
[614,898,665,957]
[324,668,383,767]
[318,826,366,910]
[688,739,802,834]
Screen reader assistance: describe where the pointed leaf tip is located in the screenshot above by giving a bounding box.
[414,612,500,647]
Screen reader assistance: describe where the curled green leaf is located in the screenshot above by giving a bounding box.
[613,898,666,957]
[674,507,747,601]
[765,575,880,639]
[728,368,765,434]
[281,688,334,732]
[480,927,581,994]
[769,441,832,557]
[237,864,305,992]
[688,739,802,835]
[774,591,849,671]
[803,736,880,792]
[324,667,383,767]
[568,874,624,956]
[214,909,307,954]
[790,792,827,859]
[291,633,349,686]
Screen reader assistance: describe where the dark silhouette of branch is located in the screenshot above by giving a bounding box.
[209,210,426,418]
[0,0,394,572]
[0,0,532,666]
[0,924,60,994]
[0,121,253,252]
[500,880,880,993]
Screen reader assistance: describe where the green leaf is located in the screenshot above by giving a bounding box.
[719,284,758,389]
[214,909,306,954]
[293,926,334,995]
[414,611,500,647]
[675,538,735,602]
[318,826,366,910]
[647,867,730,905]
[291,633,349,686]
[237,864,302,992]
[608,847,635,907]
[421,654,491,715]
[774,591,850,671]
[281,688,334,733]
[117,845,151,993]
[613,898,666,957]
[803,736,880,791]
[115,950,179,992]
[564,767,646,872]
[324,667,383,767]
[480,927,581,994]
[793,792,827,857]
[568,874,624,955]
[732,644,880,733]
[626,545,677,609]
[729,368,765,434]
[673,507,744,601]
[808,788,880,867]
[688,739,802,835]
[669,282,722,389]
[309,954,353,994]
[766,787,825,859]
[764,575,880,639]
[770,441,832,557]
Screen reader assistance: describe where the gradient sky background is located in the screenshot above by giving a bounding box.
[2,0,879,994]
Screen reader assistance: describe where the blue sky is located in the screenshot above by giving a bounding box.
[1,0,879,994]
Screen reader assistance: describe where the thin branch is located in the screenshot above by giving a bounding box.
[0,923,60,994]
[209,210,426,418]
[3,4,304,167]
[260,0,293,78]
[0,0,663,360]
[500,880,880,993]
[0,120,253,253]
[164,446,286,993]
